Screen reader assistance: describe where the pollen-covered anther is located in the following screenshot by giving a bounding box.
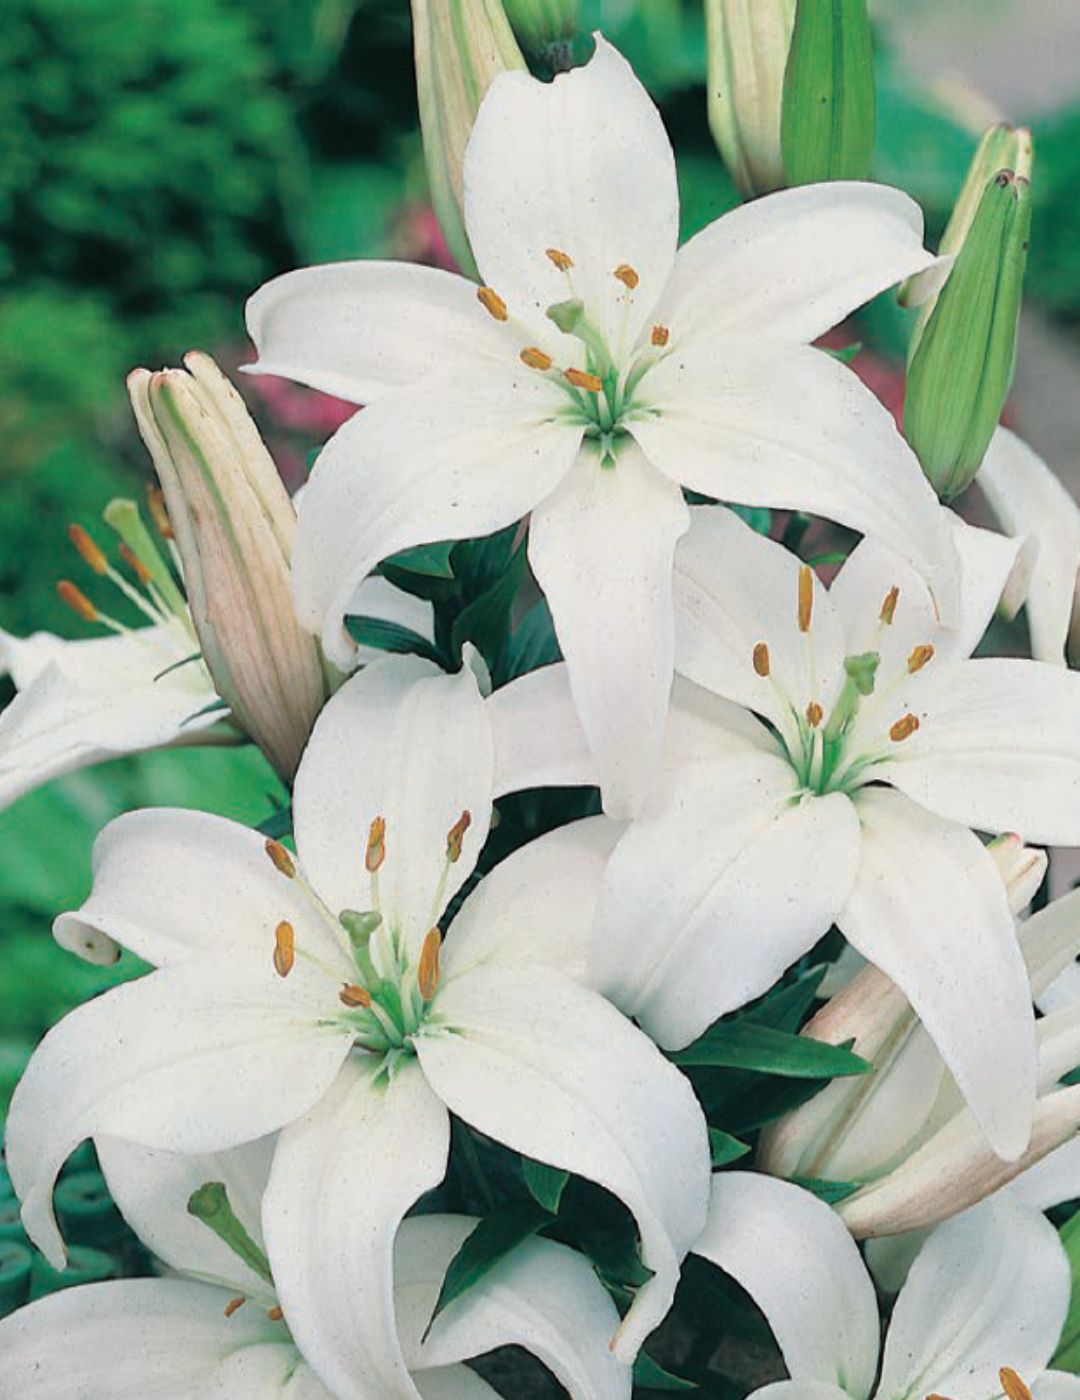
[798,565,814,633]
[565,368,603,393]
[476,286,509,321]
[339,982,372,1009]
[418,927,442,1003]
[273,920,295,978]
[907,644,935,673]
[267,1306,284,1323]
[146,484,174,540]
[365,816,386,873]
[613,263,640,289]
[1000,1370,1033,1400]
[889,713,920,743]
[546,248,574,271]
[119,542,153,585]
[806,701,823,728]
[446,810,472,863]
[520,346,553,371]
[56,580,98,624]
[264,838,296,879]
[651,324,670,346]
[880,585,900,625]
[224,1296,246,1319]
[68,524,109,576]
[752,642,770,677]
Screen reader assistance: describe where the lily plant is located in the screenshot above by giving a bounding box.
[587,504,1080,1162]
[246,33,957,817]
[693,1170,1080,1400]
[0,1133,632,1399]
[4,655,709,1376]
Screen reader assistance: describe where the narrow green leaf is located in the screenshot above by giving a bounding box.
[522,1158,569,1214]
[1053,1210,1080,1370]
[180,697,230,727]
[427,1199,551,1329]
[709,1128,751,1168]
[451,542,527,667]
[671,1022,871,1079]
[382,541,456,579]
[256,806,293,840]
[344,614,446,667]
[824,341,862,364]
[728,504,773,536]
[741,966,826,1033]
[789,1175,862,1204]
[502,598,562,682]
[633,1352,698,1391]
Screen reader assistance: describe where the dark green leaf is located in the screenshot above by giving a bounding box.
[180,697,229,727]
[824,342,862,365]
[522,1158,569,1214]
[256,806,293,840]
[708,1128,751,1168]
[344,614,446,667]
[451,543,527,668]
[634,1353,698,1391]
[383,542,456,579]
[789,1175,861,1204]
[427,1199,551,1328]
[728,505,772,536]
[741,966,826,1033]
[671,1023,870,1079]
[502,598,562,682]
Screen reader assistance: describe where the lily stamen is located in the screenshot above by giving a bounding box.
[273,920,295,978]
[907,644,935,673]
[753,642,770,677]
[613,263,640,290]
[520,346,554,371]
[889,713,920,742]
[565,368,603,393]
[476,286,509,321]
[1000,1370,1033,1400]
[798,565,814,633]
[223,1296,246,1318]
[545,248,574,272]
[880,585,900,624]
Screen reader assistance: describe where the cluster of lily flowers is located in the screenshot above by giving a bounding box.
[5,29,1080,1400]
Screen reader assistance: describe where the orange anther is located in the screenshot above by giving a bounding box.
[418,927,442,1003]
[889,713,920,743]
[907,644,935,674]
[264,839,296,879]
[565,368,603,393]
[798,566,814,633]
[273,920,295,978]
[752,643,770,678]
[56,580,98,624]
[880,586,899,625]
[366,817,386,874]
[650,324,670,346]
[613,263,640,290]
[546,248,574,271]
[806,701,823,728]
[446,810,472,863]
[339,983,372,1009]
[68,524,108,576]
[520,346,553,371]
[476,287,508,321]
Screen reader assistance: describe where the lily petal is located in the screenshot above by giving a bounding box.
[395,1216,631,1400]
[589,752,860,1050]
[348,575,436,664]
[654,181,935,344]
[1009,1133,1080,1213]
[5,956,353,1267]
[1034,1375,1080,1400]
[416,965,710,1361]
[263,1057,450,1400]
[978,426,1080,665]
[842,787,1035,1161]
[415,1371,501,1400]
[245,260,504,404]
[486,662,598,796]
[291,365,581,669]
[694,1173,879,1400]
[876,1196,1070,1400]
[631,340,958,622]
[529,439,689,816]
[463,35,678,352]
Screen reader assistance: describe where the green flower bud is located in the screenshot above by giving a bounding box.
[705,0,795,197]
[904,167,1032,501]
[411,0,526,275]
[503,0,577,57]
[781,0,876,185]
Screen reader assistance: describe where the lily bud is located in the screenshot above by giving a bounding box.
[127,352,327,783]
[904,144,1033,501]
[705,0,795,197]
[780,0,875,186]
[503,0,577,58]
[411,0,526,275]
[987,833,1048,915]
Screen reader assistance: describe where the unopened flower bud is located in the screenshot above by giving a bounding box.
[705,0,795,196]
[411,0,525,275]
[781,0,876,186]
[503,0,577,59]
[987,833,1047,915]
[127,353,328,783]
[904,143,1033,501]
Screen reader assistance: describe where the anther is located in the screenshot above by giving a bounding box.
[267,1306,284,1322]
[798,566,814,633]
[565,368,603,393]
[907,644,935,674]
[880,586,899,625]
[752,642,770,677]
[806,701,823,728]
[339,983,372,1009]
[119,542,153,586]
[889,713,920,743]
[476,287,508,321]
[68,524,108,576]
[613,263,640,289]
[446,811,472,863]
[56,580,98,623]
[264,839,296,879]
[546,248,574,271]
[146,485,174,540]
[418,927,442,1003]
[1000,1371,1033,1400]
[224,1296,246,1318]
[365,817,386,873]
[273,921,295,977]
[651,324,670,346]
[520,346,553,371]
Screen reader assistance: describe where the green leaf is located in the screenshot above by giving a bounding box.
[741,966,826,1033]
[502,598,562,682]
[824,341,862,364]
[789,1175,861,1204]
[1053,1210,1080,1370]
[634,1352,698,1391]
[344,614,446,667]
[709,1128,751,1168]
[383,541,456,579]
[451,542,527,669]
[256,806,293,841]
[671,1022,870,1079]
[427,1199,551,1329]
[728,504,773,536]
[522,1158,569,1214]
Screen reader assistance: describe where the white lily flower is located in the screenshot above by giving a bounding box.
[5,655,707,1374]
[979,426,1080,666]
[693,1170,1078,1400]
[589,504,1080,1160]
[0,1135,631,1400]
[246,34,956,816]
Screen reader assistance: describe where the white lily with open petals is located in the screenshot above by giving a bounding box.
[589,505,1080,1161]
[693,1171,1077,1400]
[247,35,955,816]
[0,1135,631,1400]
[5,655,706,1375]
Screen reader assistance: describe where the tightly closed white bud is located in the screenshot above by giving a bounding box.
[411,0,526,274]
[127,353,328,782]
[705,0,795,196]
